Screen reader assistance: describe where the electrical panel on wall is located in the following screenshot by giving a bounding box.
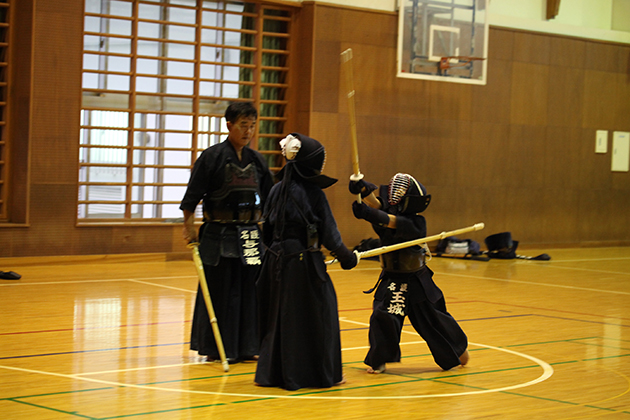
[611,131,630,172]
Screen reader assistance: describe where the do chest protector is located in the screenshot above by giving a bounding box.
[380,245,426,273]
[204,163,263,223]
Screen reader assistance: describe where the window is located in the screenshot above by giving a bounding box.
[80,0,290,221]
[0,0,9,221]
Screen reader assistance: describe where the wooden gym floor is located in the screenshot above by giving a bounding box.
[1,246,629,419]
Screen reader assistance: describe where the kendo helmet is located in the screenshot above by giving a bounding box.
[278,133,337,189]
[388,173,431,214]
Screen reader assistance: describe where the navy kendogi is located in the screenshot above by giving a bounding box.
[255,133,357,390]
[180,102,274,363]
[350,173,469,373]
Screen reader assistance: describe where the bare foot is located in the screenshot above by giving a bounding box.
[459,350,470,366]
[334,375,346,386]
[367,364,386,374]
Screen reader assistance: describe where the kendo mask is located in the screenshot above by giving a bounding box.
[388,173,431,214]
[278,133,337,189]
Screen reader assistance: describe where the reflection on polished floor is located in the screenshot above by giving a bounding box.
[1,247,629,419]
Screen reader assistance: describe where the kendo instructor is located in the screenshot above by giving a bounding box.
[180,101,274,364]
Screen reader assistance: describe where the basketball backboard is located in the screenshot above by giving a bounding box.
[397,0,489,85]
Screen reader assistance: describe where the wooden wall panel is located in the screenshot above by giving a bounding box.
[471,58,512,124]
[614,73,630,129]
[541,187,580,244]
[312,39,342,114]
[389,117,431,176]
[423,120,469,187]
[337,8,396,47]
[513,32,551,65]
[505,124,546,188]
[620,45,630,78]
[578,188,614,242]
[504,186,548,242]
[7,0,34,225]
[510,62,549,126]
[77,226,114,256]
[466,122,511,188]
[291,3,315,129]
[391,78,430,120]
[429,82,472,121]
[313,3,341,43]
[585,41,624,73]
[582,70,619,128]
[349,45,398,117]
[427,185,509,242]
[544,126,582,189]
[30,1,82,185]
[549,36,585,68]
[488,28,514,61]
[547,66,584,127]
[16,185,78,256]
[110,226,177,255]
[609,190,630,241]
[2,3,630,258]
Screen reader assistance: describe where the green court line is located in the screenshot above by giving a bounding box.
[8,398,97,419]
[504,337,601,348]
[100,402,228,419]
[583,353,630,361]
[571,340,630,352]
[0,387,114,401]
[4,343,630,419]
[584,405,617,412]
[136,370,253,386]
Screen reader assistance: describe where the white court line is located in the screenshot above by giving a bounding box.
[0,279,129,287]
[0,317,553,400]
[4,265,627,296]
[434,271,630,296]
[0,276,197,288]
[541,257,630,263]
[74,362,205,376]
[537,264,630,277]
[127,279,196,293]
[0,343,552,400]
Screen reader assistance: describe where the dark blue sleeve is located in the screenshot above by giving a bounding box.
[312,189,345,253]
[179,146,227,212]
[395,214,427,241]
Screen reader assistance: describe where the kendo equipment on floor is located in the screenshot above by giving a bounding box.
[0,271,21,280]
[435,237,490,261]
[484,232,551,261]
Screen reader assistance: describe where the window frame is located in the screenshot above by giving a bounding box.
[0,0,10,222]
[79,0,291,224]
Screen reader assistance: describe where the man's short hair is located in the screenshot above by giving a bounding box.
[225,102,257,123]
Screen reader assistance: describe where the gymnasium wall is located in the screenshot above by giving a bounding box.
[297,3,630,250]
[0,1,628,258]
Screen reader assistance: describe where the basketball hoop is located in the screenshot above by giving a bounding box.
[439,56,485,71]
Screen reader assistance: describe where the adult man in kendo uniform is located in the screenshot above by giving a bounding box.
[180,102,274,363]
[350,173,469,374]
